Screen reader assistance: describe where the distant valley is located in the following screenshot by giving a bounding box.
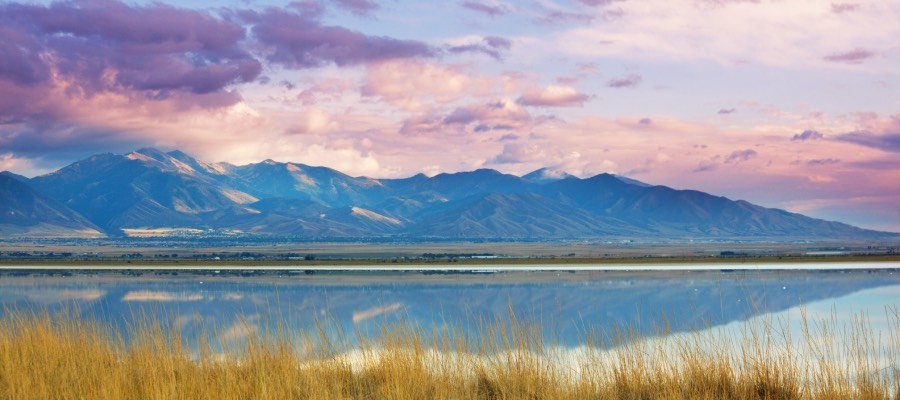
[1,148,895,240]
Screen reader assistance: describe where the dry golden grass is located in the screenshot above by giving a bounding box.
[0,306,898,399]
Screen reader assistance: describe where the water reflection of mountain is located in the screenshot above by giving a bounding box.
[1,270,897,346]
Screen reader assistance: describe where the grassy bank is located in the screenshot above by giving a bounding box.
[1,308,898,399]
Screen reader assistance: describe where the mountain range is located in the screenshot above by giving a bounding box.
[0,148,894,240]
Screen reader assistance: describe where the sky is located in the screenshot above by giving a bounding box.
[0,0,898,232]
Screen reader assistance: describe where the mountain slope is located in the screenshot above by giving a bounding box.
[404,192,648,238]
[28,149,256,231]
[7,149,896,240]
[228,160,388,206]
[540,174,881,238]
[0,174,103,237]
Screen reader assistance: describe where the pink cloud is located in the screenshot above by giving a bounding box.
[401,99,533,136]
[517,85,589,107]
[399,115,445,136]
[577,0,623,6]
[696,0,761,7]
[490,143,546,164]
[361,60,496,111]
[830,3,861,13]
[297,79,357,106]
[444,100,531,128]
[823,48,876,64]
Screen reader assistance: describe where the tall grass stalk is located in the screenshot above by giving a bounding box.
[0,306,897,399]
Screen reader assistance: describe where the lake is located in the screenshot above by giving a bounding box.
[2,263,899,351]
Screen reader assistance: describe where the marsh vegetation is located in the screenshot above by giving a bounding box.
[1,306,898,399]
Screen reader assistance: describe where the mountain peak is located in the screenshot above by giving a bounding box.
[0,171,29,183]
[522,168,575,183]
[166,149,192,160]
[126,148,208,176]
[131,147,169,158]
[612,174,652,187]
[13,148,894,239]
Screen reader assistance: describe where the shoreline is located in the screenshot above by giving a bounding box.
[1,253,899,268]
[2,260,899,272]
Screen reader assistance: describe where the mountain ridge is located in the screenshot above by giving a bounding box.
[3,148,896,240]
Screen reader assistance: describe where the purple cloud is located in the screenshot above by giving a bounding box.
[484,36,512,50]
[490,143,542,164]
[698,0,761,6]
[0,122,147,169]
[443,107,479,125]
[607,73,642,88]
[447,36,512,60]
[0,26,49,86]
[537,8,593,24]
[461,2,508,16]
[823,48,876,64]
[836,131,900,152]
[639,118,653,125]
[0,1,260,96]
[806,158,841,166]
[246,7,435,68]
[330,0,380,16]
[724,149,758,163]
[692,160,718,173]
[717,108,736,115]
[791,130,824,141]
[517,86,589,107]
[401,100,532,135]
[577,0,622,6]
[831,3,861,13]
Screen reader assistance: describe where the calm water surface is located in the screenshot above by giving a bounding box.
[2,264,899,348]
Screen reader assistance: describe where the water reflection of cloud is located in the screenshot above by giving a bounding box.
[7,289,107,304]
[219,315,261,342]
[353,302,403,323]
[122,291,204,302]
[121,291,245,302]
